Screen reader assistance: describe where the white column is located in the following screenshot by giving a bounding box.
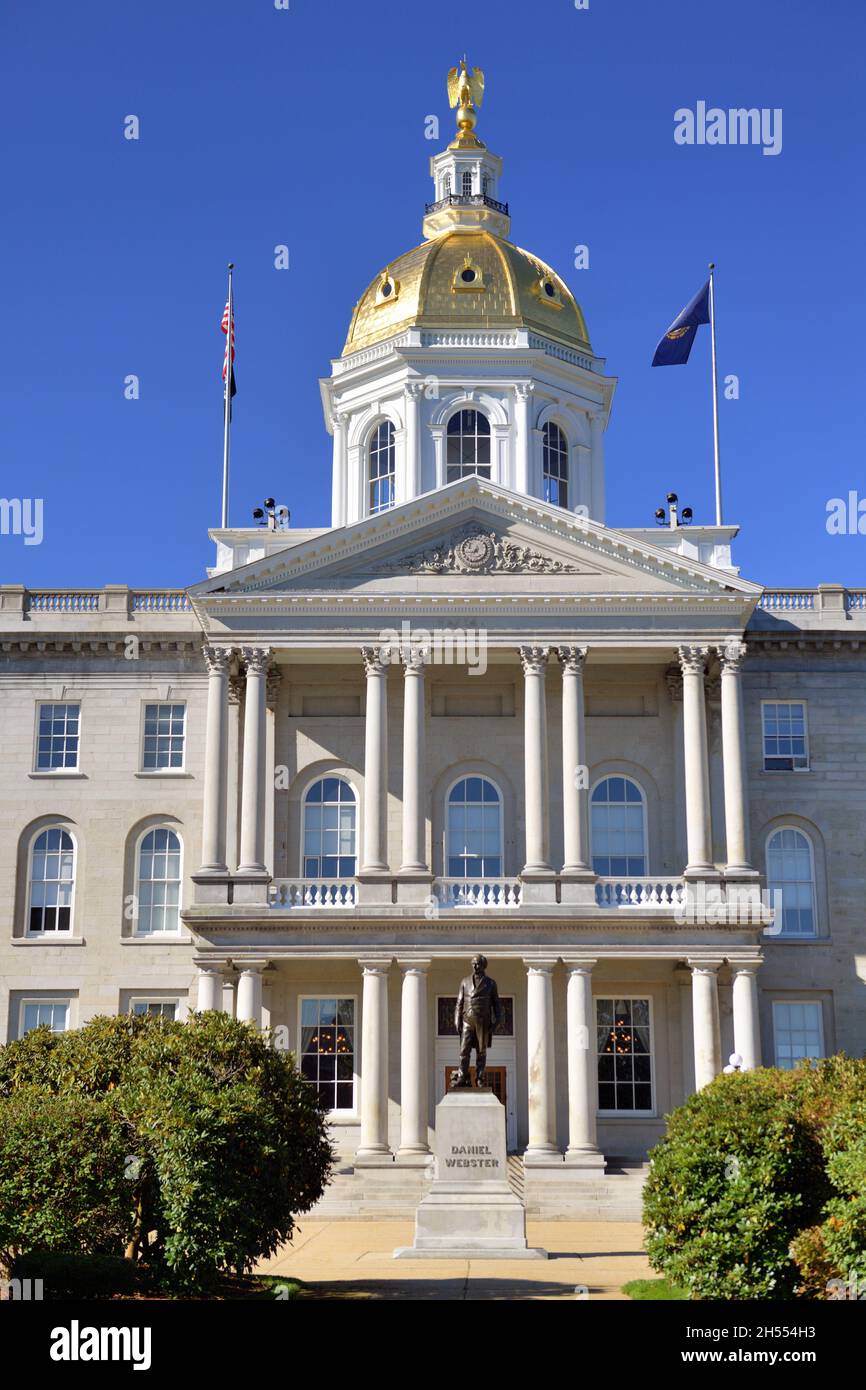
[397,959,431,1157]
[514,383,533,494]
[678,645,715,876]
[330,411,347,528]
[666,665,687,872]
[404,383,423,502]
[357,959,392,1161]
[361,646,390,873]
[558,646,592,874]
[589,411,606,523]
[730,962,762,1070]
[199,645,231,873]
[564,959,602,1161]
[430,424,445,488]
[196,965,224,1012]
[399,648,428,873]
[718,641,754,873]
[236,963,265,1026]
[524,959,558,1161]
[520,646,552,875]
[238,646,270,874]
[689,960,722,1090]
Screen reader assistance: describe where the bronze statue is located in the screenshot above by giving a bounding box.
[452,954,502,1089]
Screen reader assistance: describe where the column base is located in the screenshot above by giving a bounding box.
[519,878,558,905]
[395,1149,434,1167]
[354,1148,395,1168]
[723,866,760,880]
[231,873,271,905]
[191,874,233,905]
[523,1146,563,1168]
[683,865,722,880]
[564,1147,606,1171]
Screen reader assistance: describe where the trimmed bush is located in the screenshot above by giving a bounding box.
[0,1090,134,1278]
[0,1012,335,1292]
[643,1069,830,1299]
[645,1058,866,1300]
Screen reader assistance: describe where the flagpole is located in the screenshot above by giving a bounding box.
[708,261,722,526]
[221,263,234,529]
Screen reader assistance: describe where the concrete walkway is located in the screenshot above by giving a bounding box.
[260,1219,651,1300]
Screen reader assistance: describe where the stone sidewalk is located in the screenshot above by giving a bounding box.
[260,1219,651,1300]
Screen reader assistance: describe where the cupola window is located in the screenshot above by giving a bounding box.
[446,409,491,482]
[374,270,400,306]
[368,421,396,514]
[461,170,473,196]
[542,422,569,508]
[452,254,485,294]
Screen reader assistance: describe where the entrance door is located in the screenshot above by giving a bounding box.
[443,1066,506,1112]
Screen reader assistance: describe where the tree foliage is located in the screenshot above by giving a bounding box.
[0,1012,334,1291]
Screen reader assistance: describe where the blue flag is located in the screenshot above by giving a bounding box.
[652,280,710,366]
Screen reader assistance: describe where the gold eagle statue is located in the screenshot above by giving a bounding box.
[447,59,484,113]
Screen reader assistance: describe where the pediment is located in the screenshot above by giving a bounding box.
[191,479,761,604]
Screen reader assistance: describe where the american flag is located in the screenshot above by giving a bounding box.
[220,298,236,403]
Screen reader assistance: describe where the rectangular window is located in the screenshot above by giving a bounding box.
[773,1001,824,1070]
[35,702,80,771]
[21,1000,69,1035]
[142,703,186,771]
[130,1000,178,1019]
[762,701,809,771]
[299,997,356,1112]
[596,997,653,1114]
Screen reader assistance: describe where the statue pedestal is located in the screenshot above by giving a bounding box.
[394,1090,547,1259]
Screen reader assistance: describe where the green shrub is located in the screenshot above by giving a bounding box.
[0,1012,335,1292]
[645,1058,866,1300]
[0,1089,134,1276]
[644,1069,830,1299]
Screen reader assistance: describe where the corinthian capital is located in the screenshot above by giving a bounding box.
[677,644,709,677]
[240,645,271,677]
[556,645,588,674]
[202,644,232,676]
[401,645,430,674]
[717,640,749,673]
[519,644,549,676]
[361,643,391,676]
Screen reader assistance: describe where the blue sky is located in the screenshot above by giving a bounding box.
[3,0,864,588]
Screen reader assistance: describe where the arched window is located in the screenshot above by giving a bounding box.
[590,777,647,877]
[303,777,357,878]
[446,409,491,482]
[461,170,473,196]
[446,777,503,878]
[28,826,75,934]
[766,827,817,936]
[542,422,569,508]
[443,173,451,197]
[368,421,395,515]
[136,827,182,935]
[482,173,490,196]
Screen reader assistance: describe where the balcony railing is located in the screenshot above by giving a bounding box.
[595,877,687,909]
[424,193,509,217]
[434,878,521,908]
[269,879,358,908]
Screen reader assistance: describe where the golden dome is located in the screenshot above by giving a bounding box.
[342,230,592,357]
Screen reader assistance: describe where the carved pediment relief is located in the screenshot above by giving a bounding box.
[373,525,586,576]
